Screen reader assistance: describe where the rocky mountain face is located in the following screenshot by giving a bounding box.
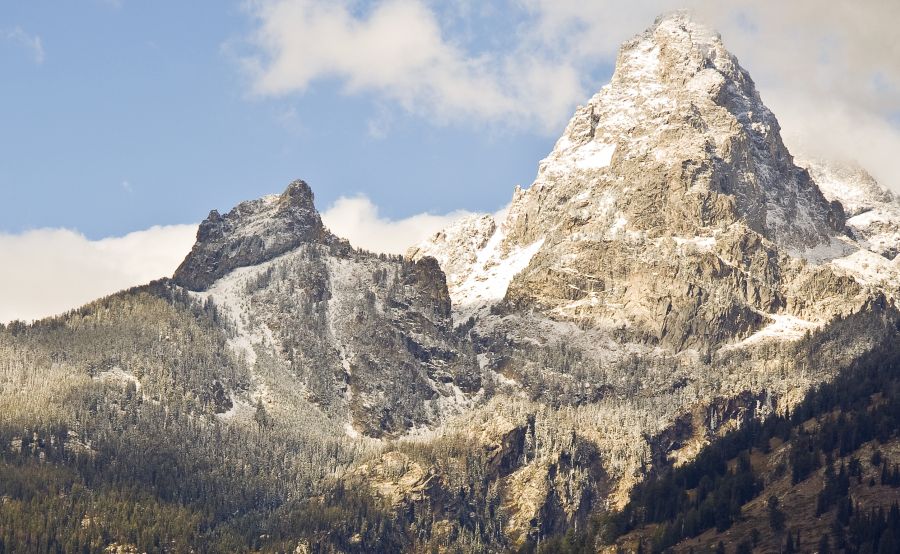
[175,180,479,437]
[4,11,900,554]
[413,11,898,375]
[409,11,900,535]
[801,157,900,259]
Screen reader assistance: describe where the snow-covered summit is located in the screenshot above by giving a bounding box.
[414,12,892,360]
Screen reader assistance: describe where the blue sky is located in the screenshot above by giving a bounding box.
[0,1,600,240]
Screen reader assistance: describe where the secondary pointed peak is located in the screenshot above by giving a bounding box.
[173,179,332,291]
[277,179,316,209]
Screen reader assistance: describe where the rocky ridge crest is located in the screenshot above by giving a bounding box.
[173,181,479,437]
[173,180,334,291]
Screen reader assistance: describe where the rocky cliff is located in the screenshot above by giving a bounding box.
[408,12,900,538]
[173,180,333,291]
[178,181,478,437]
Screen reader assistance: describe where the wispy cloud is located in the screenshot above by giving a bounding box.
[5,26,44,64]
[0,225,198,323]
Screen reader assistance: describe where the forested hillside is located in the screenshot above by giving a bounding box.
[542,342,900,553]
[0,283,398,552]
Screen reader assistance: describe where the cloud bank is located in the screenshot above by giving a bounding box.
[321,195,471,254]
[0,198,473,323]
[242,0,900,191]
[0,225,198,324]
[242,0,584,131]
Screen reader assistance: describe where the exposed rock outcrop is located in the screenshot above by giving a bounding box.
[174,180,333,291]
[802,157,900,259]
[182,181,479,437]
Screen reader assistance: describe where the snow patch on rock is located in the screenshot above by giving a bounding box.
[449,222,544,324]
[573,142,617,170]
[733,313,821,347]
[831,249,900,292]
[802,157,900,259]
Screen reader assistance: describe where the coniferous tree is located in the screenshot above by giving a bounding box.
[768,495,785,532]
[784,529,795,553]
[879,527,898,554]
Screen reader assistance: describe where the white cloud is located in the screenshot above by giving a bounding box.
[0,225,198,324]
[321,195,472,254]
[242,0,584,131]
[5,26,44,64]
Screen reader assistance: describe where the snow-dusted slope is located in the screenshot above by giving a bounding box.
[182,181,479,437]
[830,249,900,295]
[802,158,900,259]
[803,158,897,217]
[409,212,544,324]
[413,12,874,355]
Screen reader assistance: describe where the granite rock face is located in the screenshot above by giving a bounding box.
[407,14,900,537]
[180,181,478,437]
[173,180,332,291]
[413,13,887,358]
[802,157,900,259]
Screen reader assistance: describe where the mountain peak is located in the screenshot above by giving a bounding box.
[278,179,316,210]
[523,11,844,255]
[650,10,721,45]
[599,11,758,138]
[172,179,332,291]
[415,12,858,351]
[614,11,729,84]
